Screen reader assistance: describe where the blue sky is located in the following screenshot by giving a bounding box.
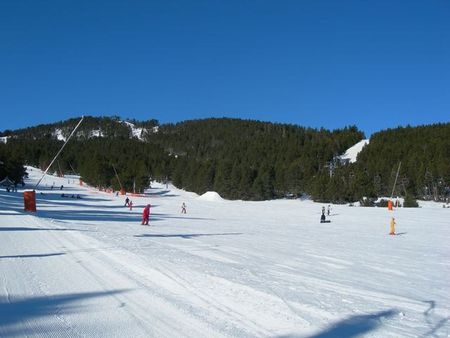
[0,0,449,136]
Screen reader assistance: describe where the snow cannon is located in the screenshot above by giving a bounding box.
[23,190,37,212]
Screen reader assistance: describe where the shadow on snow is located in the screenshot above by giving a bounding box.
[278,310,396,338]
[0,227,90,232]
[0,290,128,337]
[0,252,65,259]
[134,232,243,239]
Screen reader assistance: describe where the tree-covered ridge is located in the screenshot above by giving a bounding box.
[355,123,449,200]
[1,117,448,202]
[0,116,159,140]
[311,123,450,202]
[152,118,364,199]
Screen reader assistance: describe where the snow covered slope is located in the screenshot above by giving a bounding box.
[121,121,146,140]
[340,139,370,163]
[0,167,448,337]
[52,129,66,141]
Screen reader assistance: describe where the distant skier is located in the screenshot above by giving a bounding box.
[129,200,133,211]
[320,208,330,223]
[60,185,64,190]
[327,205,331,216]
[124,197,130,206]
[142,204,151,225]
[181,202,187,214]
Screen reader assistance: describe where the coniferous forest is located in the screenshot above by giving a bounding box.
[1,116,449,203]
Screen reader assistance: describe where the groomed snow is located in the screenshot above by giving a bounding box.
[340,139,370,163]
[0,167,449,337]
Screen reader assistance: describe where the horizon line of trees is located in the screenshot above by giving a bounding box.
[1,117,448,203]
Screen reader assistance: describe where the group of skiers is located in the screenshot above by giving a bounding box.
[123,197,187,226]
[124,197,133,210]
[319,204,399,236]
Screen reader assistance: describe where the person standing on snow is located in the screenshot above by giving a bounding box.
[142,204,151,225]
[129,200,133,211]
[320,213,326,223]
[124,197,130,206]
[327,205,331,216]
[389,217,396,235]
[181,202,187,214]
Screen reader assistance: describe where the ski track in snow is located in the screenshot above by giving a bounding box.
[0,167,449,337]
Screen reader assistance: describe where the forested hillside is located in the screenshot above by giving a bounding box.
[310,123,450,203]
[1,117,448,202]
[150,119,363,200]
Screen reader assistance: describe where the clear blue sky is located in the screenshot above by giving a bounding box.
[1,0,449,136]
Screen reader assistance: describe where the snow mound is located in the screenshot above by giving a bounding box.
[197,191,224,202]
[340,139,369,163]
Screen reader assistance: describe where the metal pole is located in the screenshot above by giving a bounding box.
[112,164,123,190]
[390,161,401,199]
[69,163,77,174]
[35,116,84,189]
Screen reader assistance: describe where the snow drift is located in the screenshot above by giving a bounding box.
[197,191,224,202]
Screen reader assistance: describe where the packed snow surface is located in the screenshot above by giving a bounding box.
[0,167,449,337]
[340,139,370,163]
[197,191,224,202]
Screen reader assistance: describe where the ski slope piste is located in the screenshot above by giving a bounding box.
[0,167,448,337]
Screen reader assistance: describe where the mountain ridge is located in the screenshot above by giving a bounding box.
[1,116,448,202]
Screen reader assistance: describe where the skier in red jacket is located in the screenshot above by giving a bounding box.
[142,204,151,225]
